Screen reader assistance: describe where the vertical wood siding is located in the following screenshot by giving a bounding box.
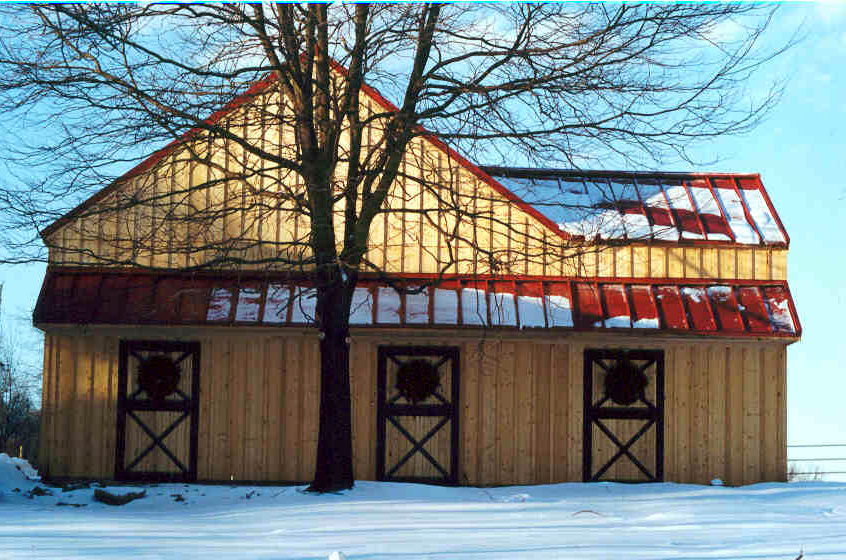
[43,87,787,282]
[40,330,788,486]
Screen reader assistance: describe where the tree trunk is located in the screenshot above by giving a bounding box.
[307,277,355,492]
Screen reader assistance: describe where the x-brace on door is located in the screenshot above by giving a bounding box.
[583,349,664,483]
[116,340,200,482]
[377,346,460,484]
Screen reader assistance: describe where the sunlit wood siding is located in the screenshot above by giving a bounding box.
[43,84,787,282]
[40,328,787,486]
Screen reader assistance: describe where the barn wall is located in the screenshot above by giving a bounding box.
[40,329,788,486]
[42,85,787,282]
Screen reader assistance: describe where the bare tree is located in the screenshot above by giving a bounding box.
[0,3,792,491]
[0,321,40,461]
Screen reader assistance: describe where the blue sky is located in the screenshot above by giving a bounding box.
[1,3,844,473]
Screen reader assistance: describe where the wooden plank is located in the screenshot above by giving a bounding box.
[754,249,771,281]
[533,343,552,483]
[581,247,598,277]
[650,246,667,278]
[365,341,378,481]
[497,341,516,484]
[663,345,676,481]
[212,337,231,480]
[762,346,778,481]
[91,336,112,477]
[776,346,787,481]
[479,340,498,485]
[668,248,684,278]
[104,337,118,479]
[197,338,213,479]
[742,345,762,484]
[301,337,320,480]
[560,245,577,277]
[690,345,709,484]
[75,337,96,477]
[597,246,615,277]
[229,337,246,479]
[65,336,86,477]
[246,336,265,479]
[563,342,578,481]
[702,247,719,278]
[615,246,633,277]
[737,248,754,280]
[684,248,701,278]
[632,246,649,278]
[267,336,285,480]
[461,340,480,485]
[708,344,727,483]
[719,248,736,279]
[283,337,301,481]
[514,341,534,484]
[771,250,787,281]
[728,344,744,485]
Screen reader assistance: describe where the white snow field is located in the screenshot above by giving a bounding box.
[2,454,845,559]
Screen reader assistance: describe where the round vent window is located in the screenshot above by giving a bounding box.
[604,359,648,406]
[137,354,182,402]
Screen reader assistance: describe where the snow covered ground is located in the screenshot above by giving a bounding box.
[2,454,845,559]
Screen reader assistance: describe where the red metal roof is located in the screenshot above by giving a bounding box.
[34,269,801,339]
[483,167,789,247]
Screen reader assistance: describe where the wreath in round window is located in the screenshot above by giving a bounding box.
[137,354,182,402]
[604,359,648,406]
[395,359,441,404]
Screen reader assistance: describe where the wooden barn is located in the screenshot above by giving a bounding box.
[33,71,801,487]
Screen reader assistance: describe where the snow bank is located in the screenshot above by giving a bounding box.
[2,479,845,559]
[0,453,39,496]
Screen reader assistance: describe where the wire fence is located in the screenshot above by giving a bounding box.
[787,444,846,477]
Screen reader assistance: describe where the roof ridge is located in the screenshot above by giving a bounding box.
[481,165,762,179]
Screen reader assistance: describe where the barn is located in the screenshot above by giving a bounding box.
[33,71,800,487]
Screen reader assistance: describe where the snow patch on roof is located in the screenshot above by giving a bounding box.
[433,288,458,325]
[604,315,632,328]
[517,295,545,328]
[377,287,401,324]
[462,288,488,326]
[545,294,573,327]
[715,188,760,244]
[405,289,430,325]
[682,286,705,304]
[490,291,517,327]
[766,296,795,333]
[235,287,262,322]
[207,288,232,321]
[487,170,787,246]
[290,287,317,324]
[349,287,373,325]
[741,188,786,244]
[263,284,290,323]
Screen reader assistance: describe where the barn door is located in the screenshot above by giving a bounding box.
[377,346,460,484]
[583,349,664,482]
[116,340,200,482]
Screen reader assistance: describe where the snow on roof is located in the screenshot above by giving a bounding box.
[34,270,800,339]
[484,168,788,246]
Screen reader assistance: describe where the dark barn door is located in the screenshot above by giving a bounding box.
[116,340,200,482]
[583,349,664,483]
[377,346,460,484]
